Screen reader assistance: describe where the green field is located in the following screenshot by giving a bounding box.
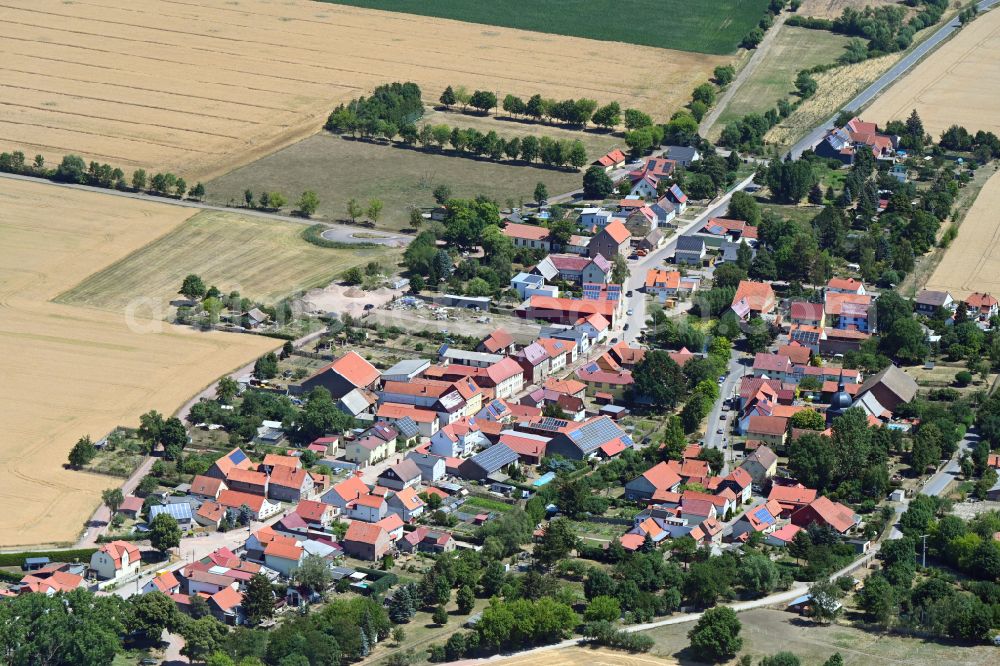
[205,126,615,230]
[644,609,995,665]
[57,211,396,312]
[320,0,771,54]
[711,26,854,134]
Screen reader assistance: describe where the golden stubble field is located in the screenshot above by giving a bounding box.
[866,6,1000,137]
[0,0,725,182]
[0,179,277,547]
[924,169,1000,299]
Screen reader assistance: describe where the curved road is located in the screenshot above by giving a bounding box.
[0,171,410,247]
[789,0,1000,158]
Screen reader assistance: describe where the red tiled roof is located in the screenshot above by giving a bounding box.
[641,462,682,492]
[503,222,551,241]
[210,585,243,612]
[227,467,268,488]
[269,464,309,490]
[601,220,631,244]
[217,489,266,512]
[346,521,388,545]
[264,540,303,561]
[191,475,225,497]
[827,277,864,292]
[747,415,788,436]
[263,454,300,469]
[732,280,775,313]
[315,350,380,388]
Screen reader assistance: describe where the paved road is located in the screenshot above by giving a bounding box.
[619,175,757,344]
[0,171,409,247]
[788,0,1000,158]
[703,352,749,473]
[921,429,979,497]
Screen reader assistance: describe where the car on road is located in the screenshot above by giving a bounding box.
[628,254,639,260]
[716,428,724,434]
[718,375,726,382]
[720,414,727,420]
[626,290,633,297]
[626,309,634,316]
[623,323,630,331]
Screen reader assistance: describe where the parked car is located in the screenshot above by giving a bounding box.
[716,428,724,434]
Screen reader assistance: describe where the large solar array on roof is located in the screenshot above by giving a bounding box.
[535,416,569,431]
[791,330,820,345]
[568,418,625,453]
[470,444,519,473]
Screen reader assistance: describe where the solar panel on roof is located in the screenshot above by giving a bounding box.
[229,449,248,464]
[470,444,519,473]
[753,507,772,523]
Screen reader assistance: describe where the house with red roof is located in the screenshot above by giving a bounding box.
[718,467,753,504]
[627,158,678,199]
[826,277,866,295]
[226,467,269,496]
[753,353,795,382]
[731,280,776,320]
[965,292,999,320]
[729,499,783,542]
[195,501,226,529]
[815,117,896,164]
[320,474,370,510]
[789,301,825,328]
[295,500,338,530]
[745,415,789,450]
[588,220,631,260]
[399,527,456,554]
[342,522,392,561]
[768,485,819,517]
[348,493,388,523]
[765,523,804,547]
[593,148,627,172]
[18,570,86,595]
[502,222,552,251]
[191,475,228,500]
[206,447,254,480]
[267,464,314,502]
[209,586,246,625]
[142,570,181,595]
[791,496,860,534]
[625,462,683,502]
[477,328,516,355]
[216,489,281,520]
[482,357,525,400]
[386,486,425,522]
[575,362,633,399]
[90,540,141,581]
[264,539,304,577]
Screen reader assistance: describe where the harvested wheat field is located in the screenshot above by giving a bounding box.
[58,209,395,314]
[866,6,1000,137]
[924,170,1000,299]
[0,178,277,547]
[0,0,724,182]
[454,647,678,666]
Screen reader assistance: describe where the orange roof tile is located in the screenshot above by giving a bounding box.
[345,521,388,545]
[602,220,631,244]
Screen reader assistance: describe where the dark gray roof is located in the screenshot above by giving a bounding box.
[667,145,698,161]
[675,235,705,252]
[914,290,950,307]
[394,416,420,440]
[468,444,520,474]
[563,418,632,455]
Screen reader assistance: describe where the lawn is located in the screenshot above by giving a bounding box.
[319,0,770,54]
[205,132,605,231]
[711,25,854,135]
[57,210,397,314]
[642,608,995,665]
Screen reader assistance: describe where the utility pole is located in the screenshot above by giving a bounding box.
[920,533,929,568]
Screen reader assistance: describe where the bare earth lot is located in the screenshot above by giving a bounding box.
[0,0,723,181]
[924,169,1000,298]
[866,6,1000,138]
[644,608,995,665]
[0,179,277,547]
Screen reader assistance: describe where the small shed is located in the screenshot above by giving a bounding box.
[22,557,50,572]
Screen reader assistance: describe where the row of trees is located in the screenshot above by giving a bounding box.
[236,188,319,217]
[0,150,205,199]
[440,85,649,131]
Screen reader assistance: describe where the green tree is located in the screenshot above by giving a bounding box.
[688,606,743,662]
[181,616,229,663]
[367,198,383,224]
[102,487,124,516]
[180,274,207,300]
[254,352,279,379]
[132,169,147,191]
[160,416,188,460]
[432,604,449,626]
[714,65,736,85]
[217,376,239,404]
[789,409,825,431]
[190,182,206,199]
[267,192,287,210]
[149,513,181,553]
[726,191,761,226]
[738,550,779,597]
[692,83,716,106]
[610,252,631,284]
[347,198,363,223]
[175,178,187,198]
[856,573,895,626]
[293,554,334,595]
[129,591,181,639]
[292,386,355,444]
[583,595,621,622]
[432,184,452,204]
[296,190,320,217]
[342,266,364,285]
[456,585,475,614]
[243,573,275,625]
[534,517,578,566]
[55,154,87,183]
[583,165,615,199]
[534,182,548,204]
[631,351,686,409]
[439,86,456,108]
[807,580,842,623]
[68,435,97,468]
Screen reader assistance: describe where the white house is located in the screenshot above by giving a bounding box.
[90,540,141,581]
[579,208,613,229]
